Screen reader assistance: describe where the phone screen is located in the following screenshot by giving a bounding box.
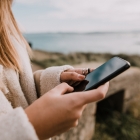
[74,57,130,92]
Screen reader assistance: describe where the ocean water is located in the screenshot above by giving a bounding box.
[23,32,140,54]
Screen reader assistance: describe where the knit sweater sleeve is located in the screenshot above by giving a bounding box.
[34,65,74,96]
[0,90,39,140]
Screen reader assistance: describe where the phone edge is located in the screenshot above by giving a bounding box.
[84,60,130,91]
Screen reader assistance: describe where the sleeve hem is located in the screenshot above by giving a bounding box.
[40,65,74,95]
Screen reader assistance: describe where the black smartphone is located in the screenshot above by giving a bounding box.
[74,57,130,92]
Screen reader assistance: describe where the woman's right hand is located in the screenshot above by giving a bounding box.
[25,82,109,140]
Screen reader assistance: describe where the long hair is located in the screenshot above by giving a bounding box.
[0,0,32,72]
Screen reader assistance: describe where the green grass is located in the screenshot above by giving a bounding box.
[93,99,140,140]
[94,111,140,140]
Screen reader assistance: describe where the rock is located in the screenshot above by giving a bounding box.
[52,103,96,140]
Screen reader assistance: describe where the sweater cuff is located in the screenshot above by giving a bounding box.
[0,107,39,140]
[40,65,74,95]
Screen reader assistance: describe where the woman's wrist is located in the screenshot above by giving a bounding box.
[25,101,48,140]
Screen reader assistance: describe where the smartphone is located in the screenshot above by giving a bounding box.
[74,57,130,92]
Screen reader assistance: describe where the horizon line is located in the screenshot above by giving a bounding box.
[23,30,140,34]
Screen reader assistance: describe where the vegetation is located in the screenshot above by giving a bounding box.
[93,95,140,140]
[32,50,140,140]
[32,50,140,68]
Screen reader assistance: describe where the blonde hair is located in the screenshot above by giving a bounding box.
[0,0,32,72]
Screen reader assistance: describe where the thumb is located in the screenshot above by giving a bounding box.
[72,82,109,105]
[52,83,74,95]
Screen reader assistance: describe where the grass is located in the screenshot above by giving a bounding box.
[32,50,140,140]
[93,96,140,140]
[32,50,140,68]
[94,111,140,140]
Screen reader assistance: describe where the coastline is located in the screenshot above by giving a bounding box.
[32,49,140,72]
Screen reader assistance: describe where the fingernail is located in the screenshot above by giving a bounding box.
[78,74,85,79]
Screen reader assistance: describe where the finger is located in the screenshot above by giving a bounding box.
[65,68,87,75]
[71,82,109,105]
[65,68,95,76]
[61,72,85,82]
[52,83,74,95]
[90,68,94,72]
[81,104,87,111]
[76,68,94,74]
[75,68,85,75]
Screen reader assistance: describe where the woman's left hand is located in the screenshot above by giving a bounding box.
[60,68,93,86]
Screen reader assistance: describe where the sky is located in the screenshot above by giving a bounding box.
[12,0,140,33]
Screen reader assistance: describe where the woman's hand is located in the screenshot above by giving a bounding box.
[25,82,109,140]
[60,68,93,85]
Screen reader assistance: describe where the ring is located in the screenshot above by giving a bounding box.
[88,68,90,74]
[82,68,86,75]
[82,68,90,75]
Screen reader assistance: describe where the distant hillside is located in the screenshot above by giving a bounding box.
[32,50,140,68]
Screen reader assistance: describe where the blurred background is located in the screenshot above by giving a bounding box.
[12,0,140,54]
[12,0,140,140]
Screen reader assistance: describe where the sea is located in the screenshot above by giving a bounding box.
[23,32,140,55]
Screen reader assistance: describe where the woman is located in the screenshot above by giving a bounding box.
[0,0,109,140]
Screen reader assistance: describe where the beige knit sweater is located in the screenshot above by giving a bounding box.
[0,36,73,140]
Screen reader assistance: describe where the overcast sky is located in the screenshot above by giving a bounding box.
[12,0,140,33]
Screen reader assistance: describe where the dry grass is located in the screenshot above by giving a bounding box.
[32,50,140,69]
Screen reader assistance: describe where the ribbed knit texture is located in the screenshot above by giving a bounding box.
[40,65,74,95]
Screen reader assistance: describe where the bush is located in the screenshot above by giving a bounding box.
[32,51,140,68]
[93,102,140,140]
